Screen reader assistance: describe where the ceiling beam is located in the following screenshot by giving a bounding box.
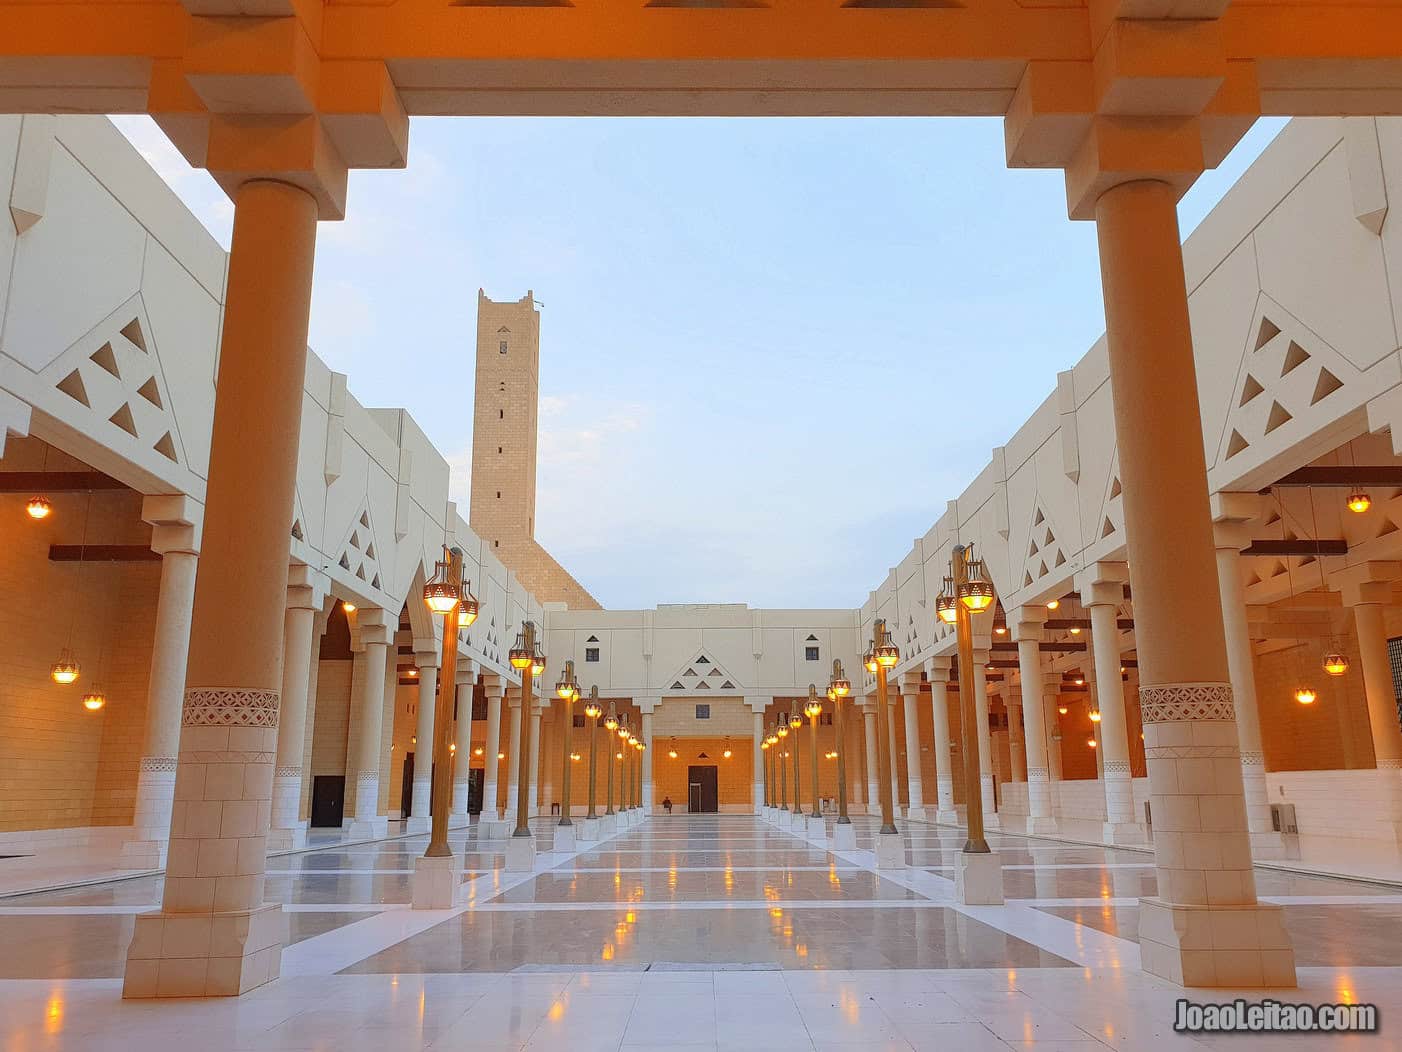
[1242,539,1348,557]
[48,544,159,562]
[0,471,127,492]
[1267,466,1402,489]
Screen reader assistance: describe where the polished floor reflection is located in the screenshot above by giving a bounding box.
[2,813,1400,1049]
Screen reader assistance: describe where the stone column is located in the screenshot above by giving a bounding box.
[752,708,765,813]
[1044,674,1064,783]
[972,656,998,828]
[267,567,324,851]
[1212,521,1285,855]
[505,687,523,815]
[925,659,957,824]
[124,179,319,999]
[1011,615,1055,833]
[346,611,392,840]
[1007,692,1026,782]
[406,653,439,833]
[450,664,476,826]
[1081,571,1142,844]
[886,694,902,812]
[1095,177,1293,987]
[900,676,927,821]
[478,676,508,836]
[641,708,655,813]
[528,703,542,816]
[122,504,200,869]
[862,704,880,813]
[1345,580,1402,847]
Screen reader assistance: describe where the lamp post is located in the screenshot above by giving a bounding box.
[412,546,477,907]
[603,706,619,832]
[765,729,779,822]
[787,708,803,830]
[618,716,633,822]
[935,543,1005,904]
[827,660,854,848]
[554,660,580,850]
[506,621,545,871]
[864,618,902,866]
[760,738,770,817]
[634,738,645,818]
[804,686,824,839]
[581,688,602,840]
[777,717,790,813]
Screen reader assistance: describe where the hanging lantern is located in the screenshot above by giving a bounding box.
[26,496,52,520]
[1322,650,1350,676]
[474,746,484,756]
[584,697,603,720]
[530,652,545,677]
[668,737,679,759]
[450,742,457,753]
[51,649,80,685]
[509,629,532,670]
[1346,491,1372,514]
[342,601,357,614]
[1057,705,1069,715]
[458,581,480,627]
[722,739,732,759]
[830,662,851,697]
[1294,686,1318,705]
[957,559,995,613]
[81,686,106,711]
[788,711,803,729]
[862,647,878,674]
[776,720,789,739]
[936,574,959,625]
[604,707,619,731]
[804,697,823,719]
[1087,738,1097,748]
[1069,626,1082,636]
[874,640,899,668]
[423,575,459,614]
[766,732,779,746]
[1089,709,1102,723]
[1046,598,1060,611]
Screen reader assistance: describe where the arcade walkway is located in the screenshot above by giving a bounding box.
[2,815,1399,1049]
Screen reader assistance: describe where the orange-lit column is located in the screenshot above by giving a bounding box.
[450,663,477,827]
[971,658,998,829]
[861,702,880,813]
[267,567,324,851]
[479,677,507,835]
[1096,178,1294,988]
[1343,579,1402,848]
[925,660,957,825]
[123,180,319,998]
[1010,614,1055,834]
[900,675,926,822]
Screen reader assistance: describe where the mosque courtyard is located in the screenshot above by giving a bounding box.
[2,814,1397,1050]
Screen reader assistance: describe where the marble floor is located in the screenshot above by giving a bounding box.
[2,813,1400,1049]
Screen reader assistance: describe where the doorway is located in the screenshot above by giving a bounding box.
[401,752,415,818]
[310,775,344,828]
[687,765,718,813]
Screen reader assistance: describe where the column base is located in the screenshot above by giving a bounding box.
[905,806,928,823]
[789,811,806,832]
[505,835,538,872]
[478,819,510,840]
[577,817,600,842]
[265,823,308,852]
[805,815,826,841]
[1025,816,1059,835]
[874,832,906,869]
[403,816,431,834]
[832,822,857,850]
[935,809,960,827]
[123,902,286,999]
[344,816,389,841]
[554,824,576,853]
[955,849,1004,905]
[1138,897,1296,988]
[1104,821,1148,846]
[411,854,463,910]
[119,837,168,871]
[599,814,618,836]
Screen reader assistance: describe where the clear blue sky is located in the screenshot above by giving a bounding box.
[115,115,1287,611]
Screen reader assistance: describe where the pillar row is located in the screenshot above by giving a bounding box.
[972,657,998,827]
[450,664,476,824]
[926,660,957,824]
[1081,572,1142,844]
[407,653,439,833]
[862,704,880,813]
[479,677,504,820]
[901,679,926,822]
[267,567,325,852]
[1011,618,1055,833]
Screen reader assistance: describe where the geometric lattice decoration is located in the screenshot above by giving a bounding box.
[1219,301,1361,464]
[41,303,183,465]
[336,502,383,591]
[1138,681,1234,723]
[1021,501,1066,586]
[181,687,281,728]
[663,650,741,694]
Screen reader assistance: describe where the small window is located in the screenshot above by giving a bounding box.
[499,340,508,354]
[804,646,820,661]
[572,714,585,728]
[821,712,833,726]
[493,540,499,548]
[695,704,711,720]
[499,409,504,419]
[585,647,600,662]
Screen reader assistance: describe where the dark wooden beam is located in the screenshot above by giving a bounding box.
[991,640,1088,653]
[48,544,159,562]
[1269,466,1402,489]
[1241,539,1348,557]
[1044,618,1134,631]
[0,471,126,492]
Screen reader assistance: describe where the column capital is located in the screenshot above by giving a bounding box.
[349,606,393,649]
[1210,490,1265,526]
[286,562,329,612]
[1212,521,1255,553]
[480,673,505,698]
[455,660,477,687]
[1333,562,1402,607]
[924,655,953,678]
[1074,562,1128,603]
[1009,612,1045,644]
[900,671,923,694]
[744,695,773,714]
[413,649,439,671]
